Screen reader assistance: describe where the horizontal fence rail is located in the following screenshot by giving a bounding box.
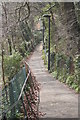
[2,61,39,120]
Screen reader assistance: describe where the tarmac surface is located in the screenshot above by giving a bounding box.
[28,42,78,119]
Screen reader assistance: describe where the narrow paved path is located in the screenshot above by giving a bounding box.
[28,42,78,118]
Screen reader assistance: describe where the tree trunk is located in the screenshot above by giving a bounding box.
[8,38,12,55]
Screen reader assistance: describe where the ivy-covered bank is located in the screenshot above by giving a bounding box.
[42,50,80,93]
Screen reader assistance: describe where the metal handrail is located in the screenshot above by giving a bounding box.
[2,61,31,114]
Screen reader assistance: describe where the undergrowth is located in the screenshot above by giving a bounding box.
[42,49,80,93]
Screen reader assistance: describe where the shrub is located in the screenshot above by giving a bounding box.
[74,54,80,82]
[18,42,27,57]
[4,52,22,80]
[46,51,79,92]
[42,50,48,65]
[66,75,74,86]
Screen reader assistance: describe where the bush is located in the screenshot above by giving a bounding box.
[74,54,80,82]
[43,49,80,93]
[66,75,74,86]
[52,71,57,78]
[42,50,48,65]
[18,42,27,57]
[4,52,22,80]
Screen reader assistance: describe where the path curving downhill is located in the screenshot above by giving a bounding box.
[28,42,78,119]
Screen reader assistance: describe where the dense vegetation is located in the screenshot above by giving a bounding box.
[2,2,42,83]
[42,2,80,93]
[1,2,80,119]
[1,3,42,119]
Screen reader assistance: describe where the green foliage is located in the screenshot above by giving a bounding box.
[4,52,22,80]
[43,47,80,93]
[74,54,80,81]
[33,30,42,44]
[50,52,56,72]
[66,74,79,92]
[74,54,80,92]
[66,75,74,86]
[51,71,57,78]
[15,113,24,119]
[20,21,32,42]
[42,50,48,65]
[41,2,80,93]
[19,42,27,57]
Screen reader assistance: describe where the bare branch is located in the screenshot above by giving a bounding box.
[45,4,56,12]
[18,2,30,22]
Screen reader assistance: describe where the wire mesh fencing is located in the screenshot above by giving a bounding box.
[2,62,40,120]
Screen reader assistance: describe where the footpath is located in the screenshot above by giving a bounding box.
[28,42,78,118]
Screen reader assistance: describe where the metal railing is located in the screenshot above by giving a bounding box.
[2,61,39,120]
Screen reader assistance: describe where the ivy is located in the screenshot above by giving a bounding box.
[43,49,80,93]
